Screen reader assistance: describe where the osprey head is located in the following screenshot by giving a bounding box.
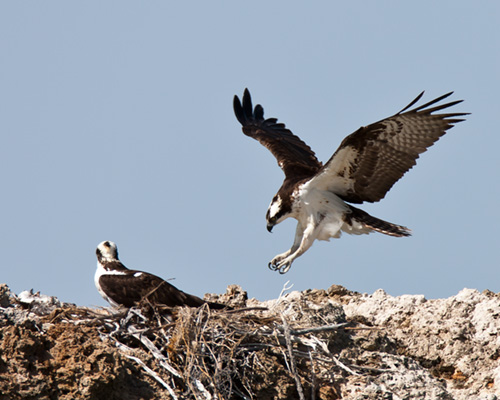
[96,241,119,263]
[266,195,291,232]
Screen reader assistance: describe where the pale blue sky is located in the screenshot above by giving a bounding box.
[1,2,498,307]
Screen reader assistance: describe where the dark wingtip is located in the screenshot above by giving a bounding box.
[397,91,425,114]
[233,94,241,110]
[254,104,264,120]
[234,88,265,126]
[397,91,469,118]
[233,92,245,125]
[242,88,253,119]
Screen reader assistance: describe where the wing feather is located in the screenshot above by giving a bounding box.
[99,272,206,308]
[309,92,468,203]
[234,89,322,180]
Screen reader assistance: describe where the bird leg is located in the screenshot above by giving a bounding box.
[268,250,292,271]
[268,222,304,272]
[269,221,317,274]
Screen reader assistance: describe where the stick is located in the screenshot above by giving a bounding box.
[276,322,349,336]
[281,314,306,400]
[125,355,178,400]
[310,336,359,376]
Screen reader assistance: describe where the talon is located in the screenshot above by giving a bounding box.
[279,263,292,274]
[269,253,292,272]
[268,260,280,271]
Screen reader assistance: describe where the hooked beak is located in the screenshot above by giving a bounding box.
[267,223,274,233]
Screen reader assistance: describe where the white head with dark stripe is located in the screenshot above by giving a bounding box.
[266,193,293,232]
[96,240,119,264]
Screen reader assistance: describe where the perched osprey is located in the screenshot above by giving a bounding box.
[95,241,226,309]
[234,89,467,274]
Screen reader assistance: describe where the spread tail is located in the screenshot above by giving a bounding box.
[345,205,411,237]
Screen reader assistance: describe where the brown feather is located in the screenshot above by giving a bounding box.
[311,92,468,203]
[98,271,226,309]
[234,89,322,180]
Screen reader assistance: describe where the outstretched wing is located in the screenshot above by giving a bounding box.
[98,272,207,308]
[309,92,468,203]
[234,88,322,180]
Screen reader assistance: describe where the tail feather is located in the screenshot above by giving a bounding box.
[344,205,411,237]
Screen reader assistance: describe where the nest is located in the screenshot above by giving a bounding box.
[42,287,377,400]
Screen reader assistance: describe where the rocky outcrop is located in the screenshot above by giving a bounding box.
[0,283,499,399]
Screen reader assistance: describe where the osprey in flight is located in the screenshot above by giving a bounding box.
[95,241,226,309]
[234,89,467,274]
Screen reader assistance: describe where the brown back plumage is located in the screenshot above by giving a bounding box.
[311,91,468,203]
[98,270,225,309]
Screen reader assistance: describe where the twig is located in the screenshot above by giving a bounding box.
[281,314,306,400]
[125,355,178,400]
[276,322,349,336]
[160,360,183,378]
[310,336,359,376]
[309,350,316,400]
[276,281,294,306]
[345,326,383,331]
[194,379,212,400]
[127,325,182,378]
[220,307,269,314]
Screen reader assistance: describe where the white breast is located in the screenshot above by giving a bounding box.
[297,185,350,241]
[94,262,126,307]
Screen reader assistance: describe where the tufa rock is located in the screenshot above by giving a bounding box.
[0,283,499,399]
